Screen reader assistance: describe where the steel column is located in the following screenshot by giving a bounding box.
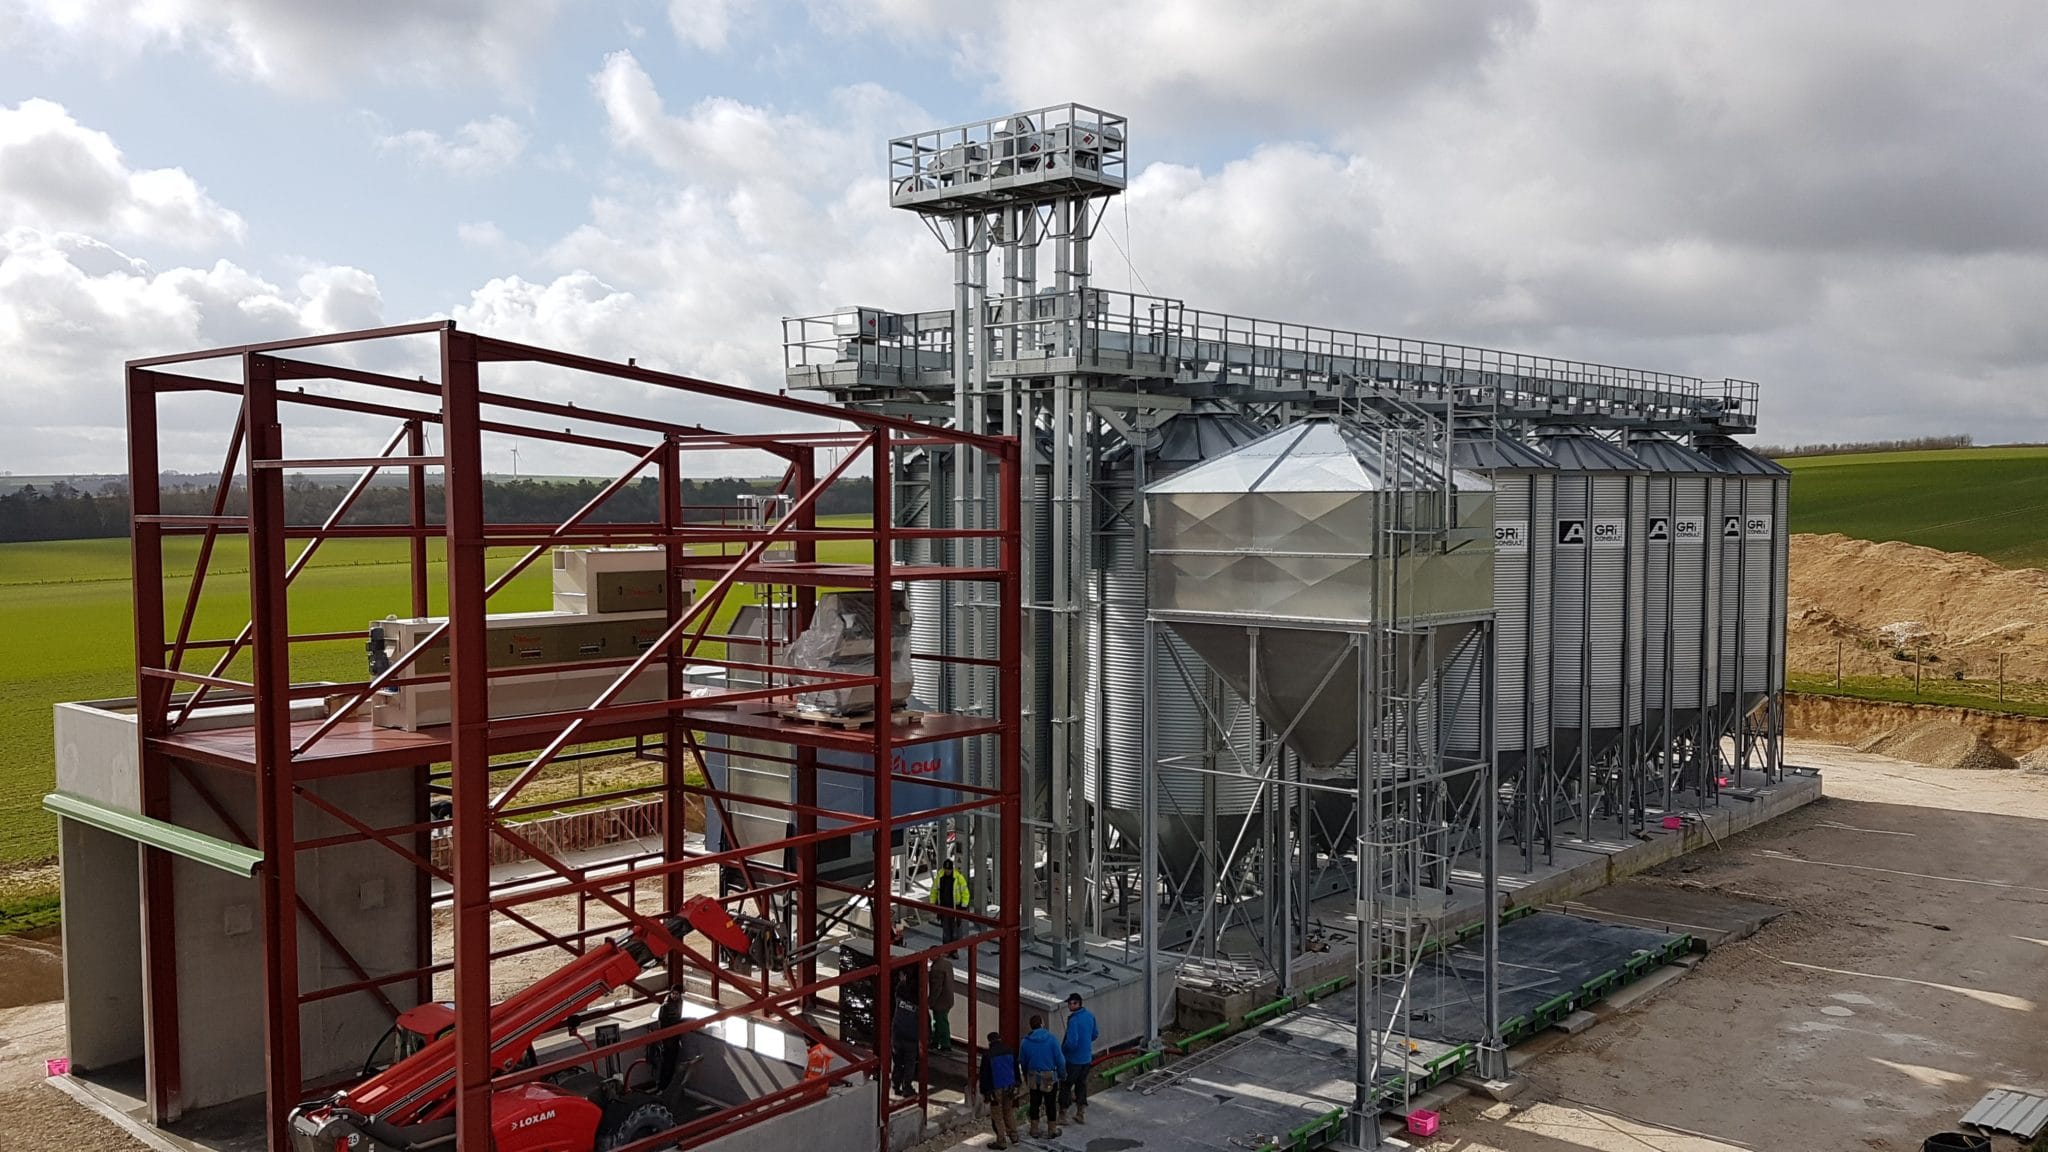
[244,354,302,1151]
[440,330,495,1152]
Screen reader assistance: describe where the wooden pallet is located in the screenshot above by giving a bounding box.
[778,707,924,730]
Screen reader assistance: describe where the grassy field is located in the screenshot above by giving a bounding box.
[1784,445,2048,567]
[0,519,871,871]
[1788,671,2048,718]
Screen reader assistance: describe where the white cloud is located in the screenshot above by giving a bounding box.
[0,226,389,471]
[0,99,245,248]
[668,0,753,51]
[807,0,2048,445]
[378,115,529,176]
[2,0,562,92]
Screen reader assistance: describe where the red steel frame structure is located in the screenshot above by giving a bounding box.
[122,321,1022,1152]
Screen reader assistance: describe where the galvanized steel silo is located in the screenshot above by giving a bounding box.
[1440,431,1555,783]
[1693,436,1790,735]
[1087,407,1267,872]
[1535,430,1647,781]
[1625,433,1724,761]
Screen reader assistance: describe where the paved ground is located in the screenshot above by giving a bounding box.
[1413,740,2048,1151]
[8,739,2046,1152]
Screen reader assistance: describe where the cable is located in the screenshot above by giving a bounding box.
[1106,197,1153,297]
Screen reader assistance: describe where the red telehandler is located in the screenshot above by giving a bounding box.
[288,896,758,1152]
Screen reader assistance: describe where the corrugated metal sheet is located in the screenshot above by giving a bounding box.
[1962,1087,2048,1138]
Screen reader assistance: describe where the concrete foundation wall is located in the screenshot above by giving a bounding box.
[59,820,144,1072]
[704,1080,877,1152]
[54,703,140,811]
[164,760,426,1112]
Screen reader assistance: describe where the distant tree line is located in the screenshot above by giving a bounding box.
[0,475,874,543]
[1756,434,1973,459]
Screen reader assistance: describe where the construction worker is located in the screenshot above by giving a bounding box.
[928,954,956,1051]
[804,1041,833,1080]
[1059,991,1099,1125]
[978,1031,1021,1150]
[930,857,971,943]
[1018,1013,1065,1138]
[889,994,921,1098]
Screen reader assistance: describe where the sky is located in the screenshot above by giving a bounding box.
[2,0,2047,476]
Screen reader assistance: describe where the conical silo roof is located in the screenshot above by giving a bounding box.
[1692,435,1790,476]
[1534,427,1647,472]
[1626,431,1723,475]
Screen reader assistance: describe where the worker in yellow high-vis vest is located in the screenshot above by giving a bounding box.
[930,857,971,943]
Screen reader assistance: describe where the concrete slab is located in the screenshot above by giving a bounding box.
[1550,1011,1597,1035]
[1147,768,1820,1023]
[1557,880,1786,950]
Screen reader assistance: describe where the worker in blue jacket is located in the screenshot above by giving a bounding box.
[1017,1013,1065,1138]
[1058,991,1099,1125]
[978,1031,1021,1150]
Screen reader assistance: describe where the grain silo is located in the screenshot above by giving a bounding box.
[1534,429,1647,828]
[1440,428,1554,858]
[1087,406,1267,876]
[1693,435,1790,779]
[1625,432,1724,799]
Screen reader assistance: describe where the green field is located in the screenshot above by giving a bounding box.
[0,521,871,870]
[1784,445,2048,567]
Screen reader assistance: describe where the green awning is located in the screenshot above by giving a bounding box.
[43,791,263,877]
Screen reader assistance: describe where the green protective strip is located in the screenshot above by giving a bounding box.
[1245,995,1297,1024]
[1177,1021,1232,1051]
[1536,992,1573,1017]
[1099,1050,1162,1084]
[44,791,263,877]
[1300,975,1350,1001]
[1285,1108,1346,1148]
[1425,1043,1472,1077]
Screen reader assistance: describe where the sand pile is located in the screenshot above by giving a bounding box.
[2019,745,2048,772]
[1857,718,2018,770]
[1789,532,2048,682]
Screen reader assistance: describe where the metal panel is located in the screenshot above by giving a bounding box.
[43,792,263,876]
[1539,432,1646,739]
[1963,1088,2048,1139]
[1442,460,1553,759]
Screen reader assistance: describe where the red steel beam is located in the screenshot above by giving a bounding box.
[486,436,874,816]
[172,422,415,730]
[127,367,183,1124]
[441,328,496,1152]
[474,332,1010,452]
[127,319,452,368]
[163,413,246,675]
[244,353,303,1152]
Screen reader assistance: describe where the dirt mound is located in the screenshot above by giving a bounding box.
[1858,718,2018,770]
[1789,532,2048,682]
[2019,745,2048,772]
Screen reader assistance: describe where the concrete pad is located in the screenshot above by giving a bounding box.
[1550,1010,1598,1035]
[1589,964,1690,1015]
[1559,880,1786,950]
[1452,1074,1525,1102]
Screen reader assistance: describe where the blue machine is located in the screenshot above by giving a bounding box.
[702,733,964,875]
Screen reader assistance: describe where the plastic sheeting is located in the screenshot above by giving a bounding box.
[787,590,914,715]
